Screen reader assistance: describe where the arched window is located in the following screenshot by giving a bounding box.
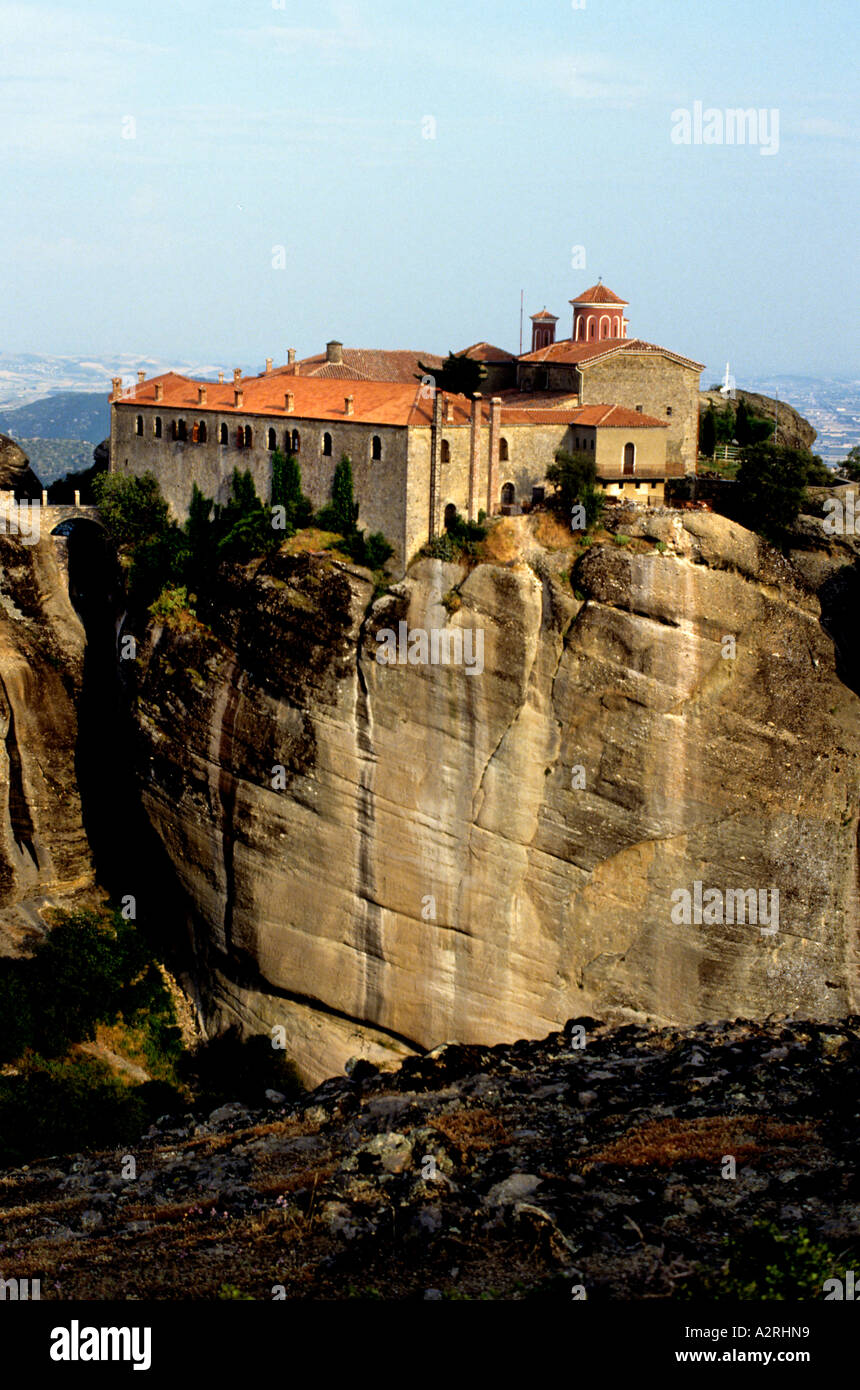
[499,437,509,461]
[267,427,276,451]
[154,416,162,439]
[440,440,450,463]
[292,429,301,453]
[244,425,253,447]
[586,317,595,341]
[135,415,143,436]
[191,423,199,443]
[220,422,228,445]
[623,442,635,475]
[612,315,620,335]
[599,315,611,340]
[236,426,244,447]
[501,481,515,505]
[443,502,457,530]
[371,435,382,461]
[322,431,332,456]
[177,419,187,442]
[198,420,207,443]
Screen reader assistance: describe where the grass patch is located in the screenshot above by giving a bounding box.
[582,1115,815,1170]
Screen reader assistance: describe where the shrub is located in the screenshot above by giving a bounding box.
[687,1221,844,1301]
[424,509,487,562]
[0,1056,150,1165]
[176,1028,303,1110]
[149,584,194,627]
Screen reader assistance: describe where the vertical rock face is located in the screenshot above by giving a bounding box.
[0,533,94,950]
[134,515,860,1084]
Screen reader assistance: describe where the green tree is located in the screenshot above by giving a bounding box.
[182,483,215,593]
[417,351,487,399]
[271,450,311,529]
[735,397,750,445]
[330,453,359,535]
[735,442,813,542]
[804,453,831,486]
[214,469,278,563]
[545,449,605,528]
[842,445,860,481]
[715,404,735,444]
[700,404,716,458]
[93,471,171,548]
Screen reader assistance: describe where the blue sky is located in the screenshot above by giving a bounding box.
[2,0,857,381]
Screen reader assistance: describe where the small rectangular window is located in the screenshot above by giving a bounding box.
[635,404,643,414]
[666,406,673,417]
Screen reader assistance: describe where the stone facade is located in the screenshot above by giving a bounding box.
[111,404,412,565]
[581,353,700,472]
[109,274,701,571]
[112,394,673,570]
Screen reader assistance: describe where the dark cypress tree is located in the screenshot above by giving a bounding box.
[700,404,717,458]
[331,454,359,535]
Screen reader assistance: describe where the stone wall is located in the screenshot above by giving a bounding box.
[111,405,412,566]
[581,353,700,471]
[595,426,668,478]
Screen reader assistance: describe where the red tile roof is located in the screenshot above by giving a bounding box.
[529,309,558,321]
[121,373,433,426]
[458,341,517,363]
[519,337,705,371]
[498,390,580,408]
[572,404,668,429]
[570,283,628,305]
[119,378,667,432]
[498,404,667,428]
[279,348,445,383]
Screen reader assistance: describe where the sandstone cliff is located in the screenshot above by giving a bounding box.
[133,513,860,1083]
[0,431,43,499]
[0,530,95,950]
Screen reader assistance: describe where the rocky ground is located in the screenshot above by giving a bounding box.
[2,1015,859,1300]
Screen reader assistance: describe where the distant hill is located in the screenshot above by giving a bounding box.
[14,439,98,486]
[0,352,242,413]
[0,391,109,444]
[699,387,817,454]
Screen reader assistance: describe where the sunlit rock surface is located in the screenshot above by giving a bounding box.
[134,513,860,1083]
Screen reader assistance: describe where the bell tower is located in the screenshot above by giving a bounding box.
[570,280,629,343]
[529,308,558,353]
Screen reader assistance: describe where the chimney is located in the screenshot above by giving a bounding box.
[326,340,343,365]
[111,376,123,398]
[487,397,503,516]
[218,370,224,383]
[468,393,483,521]
[265,357,273,374]
[285,392,295,413]
[345,394,354,416]
[445,396,454,423]
[287,348,296,365]
[198,385,207,405]
[154,382,164,402]
[234,389,244,408]
[137,370,146,385]
[233,367,242,384]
